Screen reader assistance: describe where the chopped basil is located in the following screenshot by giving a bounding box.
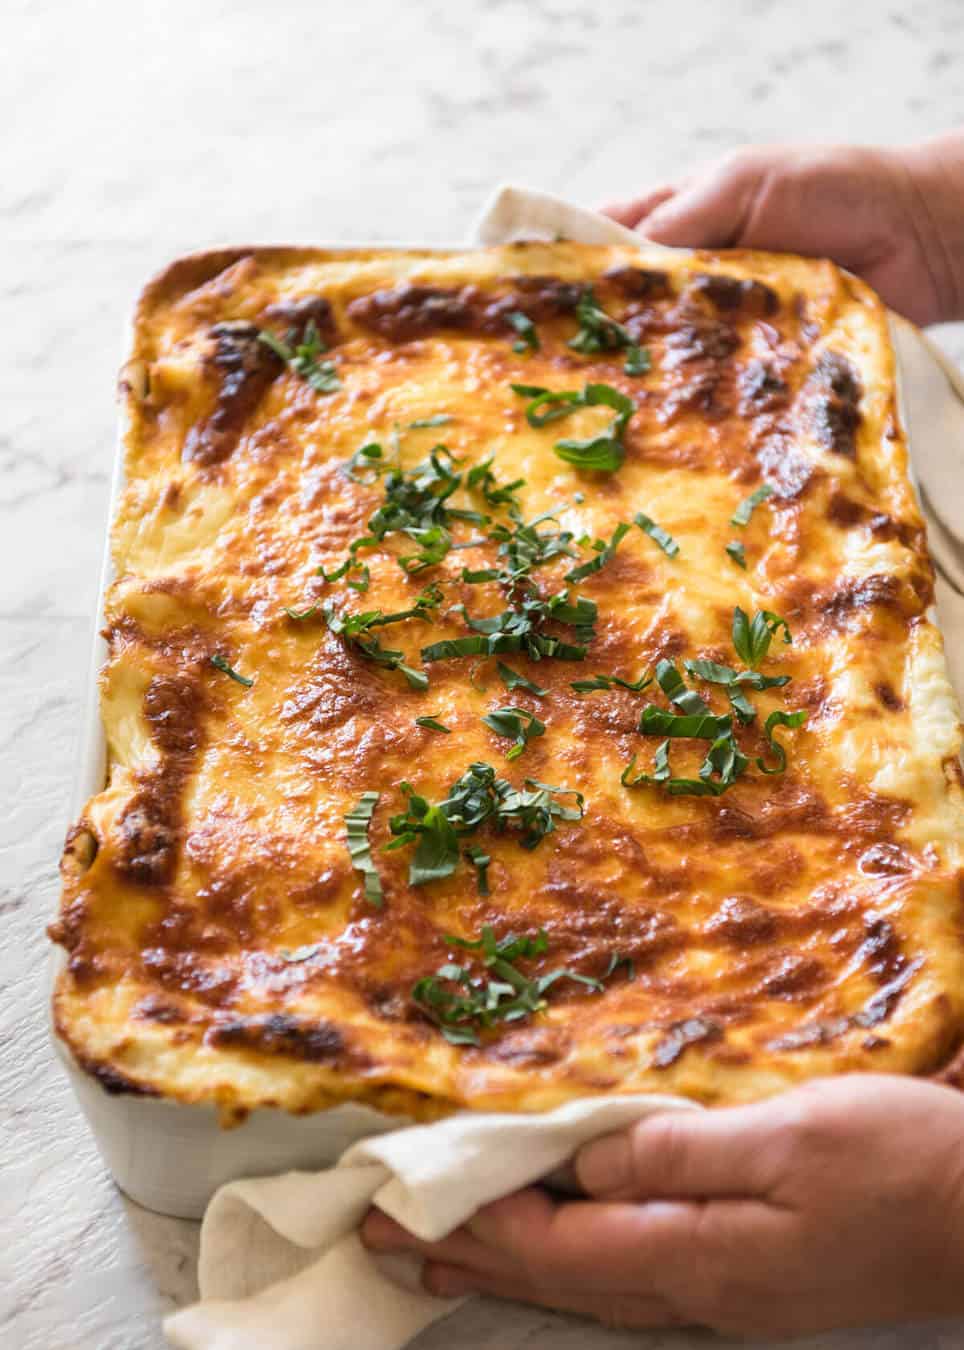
[571,668,652,693]
[726,541,747,569]
[388,762,584,887]
[622,728,748,798]
[284,604,318,621]
[346,563,371,592]
[624,344,651,377]
[259,319,340,395]
[316,558,353,582]
[603,951,635,980]
[482,705,546,760]
[463,844,491,894]
[323,602,430,689]
[412,924,618,1045]
[757,709,808,774]
[386,782,461,885]
[461,566,501,583]
[655,659,711,716]
[683,656,790,726]
[423,588,596,665]
[345,791,383,906]
[731,483,774,527]
[564,521,631,583]
[512,384,584,427]
[638,706,732,739]
[415,715,451,734]
[511,382,635,475]
[508,311,540,352]
[496,662,548,697]
[344,442,384,484]
[210,653,254,687]
[634,511,679,558]
[466,457,526,512]
[568,287,633,355]
[732,606,792,669]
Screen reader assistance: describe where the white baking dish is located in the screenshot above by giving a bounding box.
[50,223,964,1221]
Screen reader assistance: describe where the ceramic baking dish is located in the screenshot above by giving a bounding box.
[49,226,964,1221]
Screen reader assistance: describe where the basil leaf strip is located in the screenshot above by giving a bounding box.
[496,662,548,697]
[482,705,546,760]
[416,715,451,734]
[412,923,622,1045]
[508,311,540,352]
[565,521,631,583]
[655,659,711,716]
[624,344,651,377]
[757,709,808,774]
[634,511,679,558]
[732,607,792,669]
[731,483,774,527]
[259,319,341,395]
[637,706,732,739]
[726,541,747,569]
[571,668,652,693]
[210,653,254,687]
[345,791,383,906]
[463,844,491,895]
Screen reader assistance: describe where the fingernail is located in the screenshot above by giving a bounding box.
[576,1131,632,1194]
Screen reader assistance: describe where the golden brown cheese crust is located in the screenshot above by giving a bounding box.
[51,242,964,1120]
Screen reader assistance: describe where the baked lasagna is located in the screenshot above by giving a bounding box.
[51,242,964,1122]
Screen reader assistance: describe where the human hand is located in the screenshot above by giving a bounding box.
[603,135,964,327]
[361,1075,964,1336]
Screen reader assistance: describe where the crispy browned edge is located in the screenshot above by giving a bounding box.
[53,241,964,1118]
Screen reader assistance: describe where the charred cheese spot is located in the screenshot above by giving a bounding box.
[51,242,964,1119]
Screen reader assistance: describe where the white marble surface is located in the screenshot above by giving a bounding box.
[4,1,964,1346]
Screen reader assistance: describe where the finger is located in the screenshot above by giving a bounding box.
[461,1188,722,1293]
[576,1100,792,1201]
[361,1208,511,1278]
[600,185,678,227]
[638,153,764,246]
[422,1261,683,1328]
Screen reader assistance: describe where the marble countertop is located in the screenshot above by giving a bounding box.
[4,1,964,1346]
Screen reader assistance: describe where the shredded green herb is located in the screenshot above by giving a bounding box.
[482,705,546,760]
[511,381,635,474]
[731,483,774,527]
[345,791,383,906]
[634,511,679,558]
[412,924,620,1045]
[508,311,540,353]
[732,606,792,669]
[564,521,631,583]
[570,668,652,693]
[386,762,584,886]
[210,653,254,687]
[726,541,747,569]
[496,662,548,697]
[415,715,451,734]
[258,320,341,394]
[757,709,808,774]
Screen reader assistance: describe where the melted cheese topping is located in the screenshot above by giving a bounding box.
[51,243,964,1121]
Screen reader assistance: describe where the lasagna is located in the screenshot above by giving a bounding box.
[51,242,964,1123]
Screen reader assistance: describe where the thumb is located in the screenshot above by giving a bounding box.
[639,151,765,247]
[575,1099,789,1201]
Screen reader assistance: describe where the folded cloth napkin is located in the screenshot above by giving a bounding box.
[164,185,964,1350]
[163,1093,695,1349]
